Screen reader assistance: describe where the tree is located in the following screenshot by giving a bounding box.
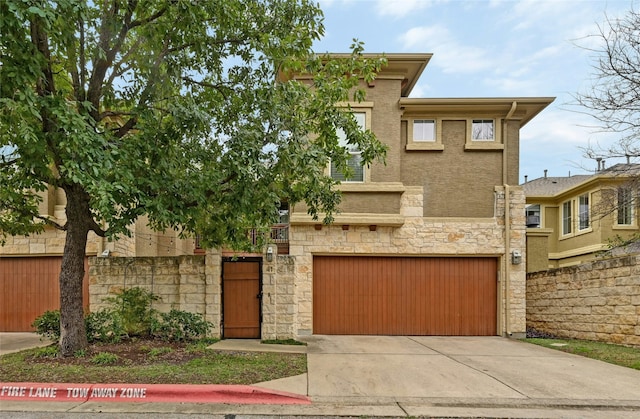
[0,0,386,356]
[576,7,640,160]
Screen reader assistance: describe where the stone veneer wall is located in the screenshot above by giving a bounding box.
[89,252,222,336]
[261,255,297,340]
[286,185,527,338]
[527,255,640,347]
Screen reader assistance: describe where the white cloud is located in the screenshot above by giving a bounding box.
[398,25,492,74]
[374,0,433,18]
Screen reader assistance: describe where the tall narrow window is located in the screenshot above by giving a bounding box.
[579,194,590,230]
[617,187,634,225]
[562,200,572,235]
[472,119,494,141]
[331,112,365,182]
[413,119,435,142]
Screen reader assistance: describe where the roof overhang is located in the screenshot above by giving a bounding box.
[399,97,555,127]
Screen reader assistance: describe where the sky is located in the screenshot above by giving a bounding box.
[313,0,636,183]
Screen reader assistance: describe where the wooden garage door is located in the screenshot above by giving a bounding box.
[313,256,497,336]
[0,257,89,332]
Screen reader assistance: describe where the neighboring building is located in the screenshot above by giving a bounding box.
[524,163,640,273]
[1,53,554,339]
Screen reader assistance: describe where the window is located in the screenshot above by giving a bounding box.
[617,187,634,225]
[331,112,365,182]
[525,204,541,228]
[579,194,590,230]
[472,119,494,141]
[413,120,435,141]
[562,200,572,235]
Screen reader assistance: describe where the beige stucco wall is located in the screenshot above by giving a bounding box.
[527,255,640,347]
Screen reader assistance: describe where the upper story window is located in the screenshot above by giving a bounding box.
[471,119,495,141]
[617,187,634,225]
[330,112,365,182]
[405,118,444,151]
[562,200,572,235]
[526,204,541,228]
[464,118,503,150]
[578,193,590,230]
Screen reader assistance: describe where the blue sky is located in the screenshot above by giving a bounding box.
[314,0,635,183]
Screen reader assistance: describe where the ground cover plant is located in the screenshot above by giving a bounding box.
[525,333,640,370]
[0,339,307,384]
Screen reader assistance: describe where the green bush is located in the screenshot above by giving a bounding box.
[91,352,119,365]
[31,310,61,341]
[85,309,125,343]
[103,287,159,337]
[152,309,212,342]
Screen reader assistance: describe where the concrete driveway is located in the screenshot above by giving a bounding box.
[303,335,640,406]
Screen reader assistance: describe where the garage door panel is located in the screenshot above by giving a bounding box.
[313,256,497,336]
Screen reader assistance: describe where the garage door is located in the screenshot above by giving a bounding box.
[313,256,497,336]
[0,257,89,332]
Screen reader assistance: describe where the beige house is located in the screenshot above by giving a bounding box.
[1,54,554,339]
[524,164,640,273]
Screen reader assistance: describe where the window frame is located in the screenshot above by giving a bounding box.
[464,118,504,150]
[616,187,635,226]
[562,200,573,236]
[406,118,444,151]
[328,103,372,183]
[578,193,590,231]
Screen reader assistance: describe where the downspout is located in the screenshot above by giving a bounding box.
[503,101,517,336]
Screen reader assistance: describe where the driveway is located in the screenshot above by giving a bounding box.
[303,335,640,405]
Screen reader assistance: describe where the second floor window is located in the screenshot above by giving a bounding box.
[579,194,590,230]
[562,200,572,235]
[617,187,634,225]
[413,119,435,141]
[472,119,494,141]
[331,112,365,182]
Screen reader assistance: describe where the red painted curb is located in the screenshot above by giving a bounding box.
[0,383,310,404]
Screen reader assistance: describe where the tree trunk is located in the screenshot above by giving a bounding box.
[58,185,91,357]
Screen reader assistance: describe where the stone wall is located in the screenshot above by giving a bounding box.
[89,252,222,336]
[261,254,297,340]
[527,255,640,347]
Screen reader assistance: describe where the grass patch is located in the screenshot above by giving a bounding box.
[525,338,640,370]
[0,338,306,384]
[261,338,307,346]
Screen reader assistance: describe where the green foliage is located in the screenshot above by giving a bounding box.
[152,309,213,342]
[90,352,119,365]
[146,347,173,358]
[74,349,87,358]
[34,345,59,359]
[103,288,159,337]
[85,309,125,343]
[31,310,61,341]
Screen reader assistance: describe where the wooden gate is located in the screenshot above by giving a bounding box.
[0,256,89,332]
[313,256,497,336]
[222,260,261,338]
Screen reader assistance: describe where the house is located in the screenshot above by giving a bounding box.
[524,163,640,272]
[2,53,554,339]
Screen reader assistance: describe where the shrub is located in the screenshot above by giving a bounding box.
[152,309,212,342]
[85,309,125,343]
[91,352,119,365]
[103,287,159,337]
[31,310,61,341]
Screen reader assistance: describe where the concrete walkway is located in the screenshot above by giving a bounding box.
[0,333,52,355]
[2,334,640,418]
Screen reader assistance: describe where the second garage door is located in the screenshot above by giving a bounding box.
[313,256,497,336]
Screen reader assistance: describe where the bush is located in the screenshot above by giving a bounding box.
[31,310,61,341]
[103,287,159,337]
[152,309,212,342]
[85,309,125,343]
[91,352,119,365]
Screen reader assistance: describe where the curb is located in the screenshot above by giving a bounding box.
[0,382,311,404]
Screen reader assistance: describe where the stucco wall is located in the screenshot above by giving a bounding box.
[527,255,640,347]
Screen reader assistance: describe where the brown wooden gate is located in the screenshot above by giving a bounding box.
[222,260,261,338]
[313,256,497,336]
[0,257,89,332]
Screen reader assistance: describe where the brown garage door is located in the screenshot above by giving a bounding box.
[0,257,89,332]
[313,256,497,336]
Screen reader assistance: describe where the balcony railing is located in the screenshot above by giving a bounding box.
[195,224,289,255]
